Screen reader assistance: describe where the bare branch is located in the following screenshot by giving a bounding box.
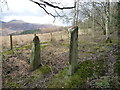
[30,0,46,7]
[30,0,75,10]
[39,4,56,18]
[54,9,66,17]
[30,0,75,19]
[39,0,75,10]
[48,0,61,5]
[30,0,57,18]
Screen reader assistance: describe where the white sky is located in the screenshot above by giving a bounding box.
[0,0,74,26]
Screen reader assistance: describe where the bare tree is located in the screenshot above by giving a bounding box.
[78,2,106,33]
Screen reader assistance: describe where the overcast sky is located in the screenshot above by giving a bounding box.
[1,0,119,26]
[0,0,75,26]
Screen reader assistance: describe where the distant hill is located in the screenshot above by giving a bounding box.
[8,20,25,23]
[0,21,6,23]
[2,20,55,31]
[1,20,64,36]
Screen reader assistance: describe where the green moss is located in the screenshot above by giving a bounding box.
[25,65,51,85]
[48,68,69,88]
[7,82,22,88]
[3,50,13,55]
[2,50,17,60]
[61,43,69,47]
[94,59,107,76]
[48,59,108,88]
[15,42,48,51]
[16,45,32,50]
[41,41,49,44]
[39,66,51,75]
[99,47,107,52]
[87,51,95,54]
[54,67,68,79]
[48,60,95,88]
[26,74,41,84]
[77,60,94,78]
[94,46,107,52]
[95,76,110,88]
[67,74,87,88]
[94,46,100,50]
[40,44,48,50]
[24,45,32,49]
[114,54,120,75]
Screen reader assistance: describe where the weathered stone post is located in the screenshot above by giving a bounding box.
[30,36,41,71]
[10,35,13,50]
[69,26,78,75]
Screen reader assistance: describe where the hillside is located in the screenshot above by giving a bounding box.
[1,20,64,36]
[2,20,55,31]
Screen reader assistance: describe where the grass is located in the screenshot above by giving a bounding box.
[2,31,69,50]
[2,29,119,88]
[2,41,49,55]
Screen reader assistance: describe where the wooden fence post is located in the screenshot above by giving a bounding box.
[30,36,41,71]
[61,32,62,40]
[10,35,13,50]
[69,26,78,75]
[50,32,52,41]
